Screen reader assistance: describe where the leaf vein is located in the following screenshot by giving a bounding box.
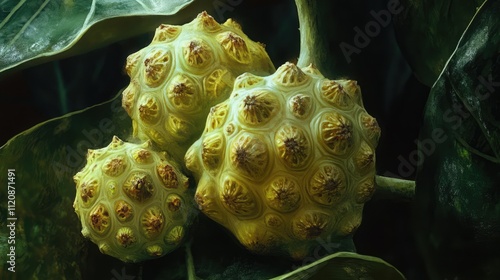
[0,0,27,31]
[8,0,50,46]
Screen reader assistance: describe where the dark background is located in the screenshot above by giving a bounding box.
[0,0,429,278]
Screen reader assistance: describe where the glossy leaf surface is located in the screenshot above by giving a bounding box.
[394,0,485,86]
[415,0,500,278]
[0,0,201,74]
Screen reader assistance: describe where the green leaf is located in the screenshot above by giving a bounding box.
[0,0,208,75]
[0,92,131,279]
[271,252,405,280]
[415,0,500,278]
[394,0,485,86]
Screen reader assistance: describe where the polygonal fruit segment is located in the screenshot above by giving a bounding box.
[353,141,375,173]
[289,94,312,119]
[102,156,127,177]
[308,163,347,206]
[205,102,229,132]
[319,111,354,156]
[133,148,153,164]
[221,177,259,218]
[138,95,161,125]
[78,179,99,206]
[183,39,213,69]
[115,200,133,222]
[201,132,225,172]
[273,62,309,87]
[166,194,182,213]
[292,211,330,240]
[265,176,301,213]
[116,227,137,248]
[157,162,179,189]
[141,206,165,239]
[123,173,154,202]
[143,48,171,87]
[217,31,251,64]
[230,133,269,179]
[320,80,353,109]
[153,24,181,43]
[167,74,200,112]
[238,90,279,126]
[355,177,376,204]
[275,124,311,169]
[165,226,185,245]
[89,204,110,234]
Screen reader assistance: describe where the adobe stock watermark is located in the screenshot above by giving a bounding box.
[340,0,404,63]
[385,73,500,179]
[213,0,244,22]
[51,97,128,180]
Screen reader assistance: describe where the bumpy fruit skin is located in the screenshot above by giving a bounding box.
[73,136,193,262]
[122,11,275,162]
[185,62,381,259]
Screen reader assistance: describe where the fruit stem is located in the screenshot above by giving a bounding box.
[374,175,415,201]
[185,239,198,280]
[295,0,334,76]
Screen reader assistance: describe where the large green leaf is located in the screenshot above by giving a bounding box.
[394,0,485,86]
[415,0,500,279]
[0,92,131,279]
[271,252,405,280]
[0,0,212,75]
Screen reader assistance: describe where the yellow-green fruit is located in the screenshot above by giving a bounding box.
[73,136,193,262]
[185,62,381,259]
[123,11,275,162]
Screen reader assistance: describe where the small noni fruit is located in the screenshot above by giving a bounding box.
[185,62,381,259]
[73,136,194,262]
[122,11,275,162]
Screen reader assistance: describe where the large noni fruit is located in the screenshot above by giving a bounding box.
[122,11,275,161]
[185,62,381,259]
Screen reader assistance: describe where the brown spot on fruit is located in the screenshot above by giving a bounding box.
[89,204,110,234]
[157,162,179,189]
[115,200,133,221]
[79,180,99,206]
[116,227,136,247]
[141,207,165,238]
[289,94,312,118]
[123,173,154,202]
[166,194,182,212]
[292,212,329,240]
[143,48,171,87]
[102,156,127,177]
